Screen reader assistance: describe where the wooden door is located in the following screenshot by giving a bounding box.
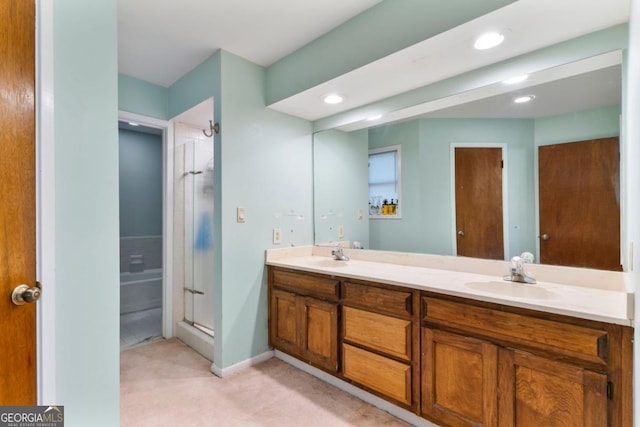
[269,289,300,357]
[422,328,498,427]
[0,1,37,405]
[300,297,338,372]
[455,147,504,260]
[498,349,607,427]
[538,138,620,270]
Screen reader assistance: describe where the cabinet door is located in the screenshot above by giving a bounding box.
[498,349,608,427]
[422,328,498,427]
[300,297,338,372]
[269,289,300,356]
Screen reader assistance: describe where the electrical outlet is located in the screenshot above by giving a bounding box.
[273,228,282,244]
[338,225,344,239]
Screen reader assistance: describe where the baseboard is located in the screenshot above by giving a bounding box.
[210,350,275,378]
[274,350,438,427]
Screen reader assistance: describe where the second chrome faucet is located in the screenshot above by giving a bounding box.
[503,252,536,284]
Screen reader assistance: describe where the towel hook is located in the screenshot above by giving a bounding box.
[203,120,219,137]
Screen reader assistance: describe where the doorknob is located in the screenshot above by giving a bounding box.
[12,283,41,306]
[539,233,550,241]
[457,230,465,237]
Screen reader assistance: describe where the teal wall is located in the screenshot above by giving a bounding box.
[266,0,515,105]
[53,0,120,425]
[217,51,313,368]
[120,49,314,369]
[118,74,169,119]
[168,53,221,120]
[535,104,621,145]
[368,106,620,260]
[369,121,422,252]
[314,129,369,247]
[369,118,535,257]
[118,129,163,237]
[419,118,536,257]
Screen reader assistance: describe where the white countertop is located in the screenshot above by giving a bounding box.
[266,248,634,326]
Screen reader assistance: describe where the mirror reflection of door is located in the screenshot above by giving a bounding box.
[0,0,37,404]
[454,147,504,260]
[538,137,621,270]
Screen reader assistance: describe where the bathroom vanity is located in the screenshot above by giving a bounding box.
[266,247,633,426]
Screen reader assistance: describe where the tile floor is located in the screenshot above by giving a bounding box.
[120,339,410,426]
[120,307,163,350]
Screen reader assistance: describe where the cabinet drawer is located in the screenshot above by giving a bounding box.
[422,296,608,366]
[343,306,411,361]
[343,343,412,406]
[271,268,339,301]
[343,281,413,318]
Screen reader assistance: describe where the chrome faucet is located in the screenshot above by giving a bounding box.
[331,244,350,261]
[503,253,536,284]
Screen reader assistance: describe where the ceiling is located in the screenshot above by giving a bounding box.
[421,65,621,120]
[118,0,630,125]
[117,0,381,87]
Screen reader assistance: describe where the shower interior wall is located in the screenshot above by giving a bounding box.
[118,125,164,311]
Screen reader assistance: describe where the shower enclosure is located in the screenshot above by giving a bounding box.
[173,122,215,357]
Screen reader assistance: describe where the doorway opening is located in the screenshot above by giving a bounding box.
[118,120,166,349]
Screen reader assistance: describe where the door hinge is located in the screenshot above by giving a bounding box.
[607,381,613,400]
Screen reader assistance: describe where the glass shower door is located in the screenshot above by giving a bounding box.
[178,128,214,335]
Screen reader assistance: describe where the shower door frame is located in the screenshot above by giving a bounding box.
[118,110,175,340]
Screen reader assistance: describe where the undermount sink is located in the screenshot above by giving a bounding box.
[465,281,559,301]
[306,258,349,268]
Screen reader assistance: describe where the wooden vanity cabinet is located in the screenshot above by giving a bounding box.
[268,268,339,373]
[267,267,632,425]
[421,292,633,427]
[341,281,419,410]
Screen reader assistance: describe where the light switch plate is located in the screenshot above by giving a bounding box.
[237,207,246,223]
[338,225,344,239]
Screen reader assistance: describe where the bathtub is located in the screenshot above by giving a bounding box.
[120,268,163,315]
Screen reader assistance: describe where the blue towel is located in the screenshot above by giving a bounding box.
[195,211,212,250]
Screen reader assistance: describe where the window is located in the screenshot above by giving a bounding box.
[368,145,401,218]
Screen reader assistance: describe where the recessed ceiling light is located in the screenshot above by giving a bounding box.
[128,122,139,126]
[323,94,344,104]
[474,32,504,50]
[503,74,528,85]
[514,95,535,103]
[366,114,383,121]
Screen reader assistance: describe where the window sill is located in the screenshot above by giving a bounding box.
[369,214,402,220]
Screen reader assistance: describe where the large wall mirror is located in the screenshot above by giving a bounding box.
[313,50,623,270]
